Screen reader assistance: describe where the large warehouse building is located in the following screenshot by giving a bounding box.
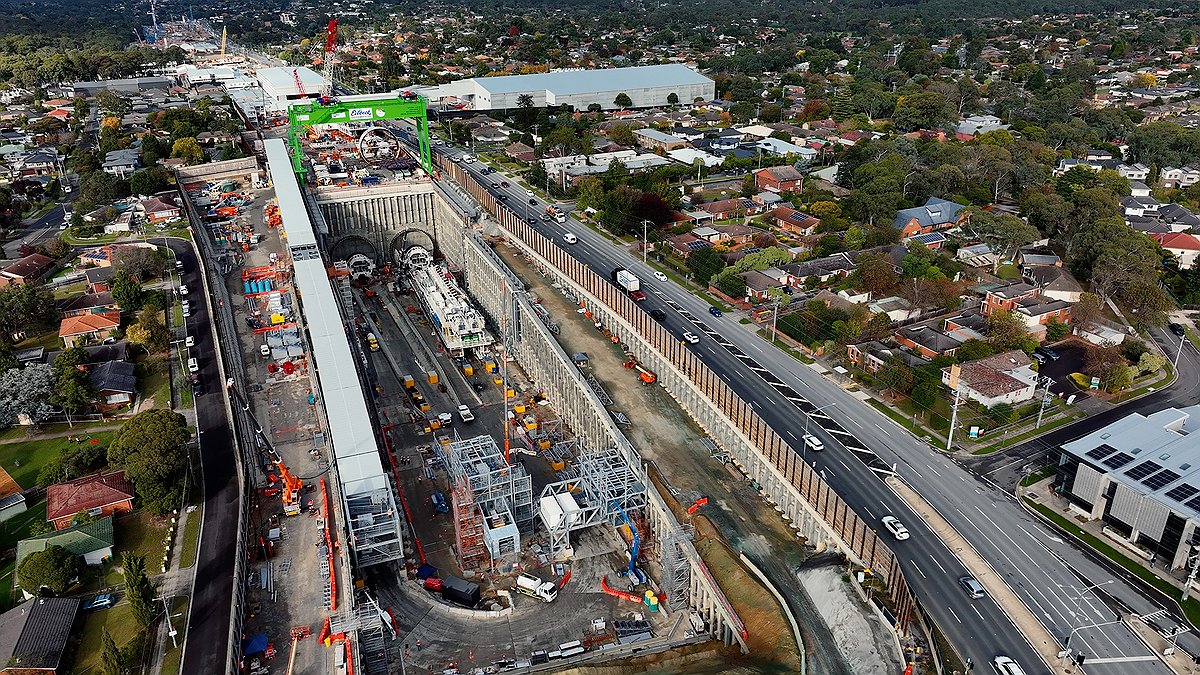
[416,64,715,111]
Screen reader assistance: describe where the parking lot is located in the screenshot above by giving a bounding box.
[1035,341,1090,398]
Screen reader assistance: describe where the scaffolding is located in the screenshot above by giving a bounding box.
[436,434,534,571]
[538,447,647,558]
[660,527,695,612]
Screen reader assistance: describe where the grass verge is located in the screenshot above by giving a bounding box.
[1019,465,1055,487]
[970,411,1084,455]
[179,505,202,569]
[158,596,190,675]
[105,511,168,585]
[1024,497,1200,629]
[754,329,815,363]
[866,399,938,441]
[71,602,140,674]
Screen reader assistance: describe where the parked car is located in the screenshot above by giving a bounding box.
[178,284,189,296]
[1035,346,1059,361]
[83,594,116,611]
[458,404,475,423]
[1031,352,1047,365]
[187,357,199,373]
[185,335,195,348]
[181,300,191,317]
[1170,322,1187,337]
[881,516,910,541]
[260,344,271,357]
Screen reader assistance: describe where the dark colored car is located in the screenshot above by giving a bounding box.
[708,306,723,317]
[1035,346,1060,361]
[501,181,509,187]
[650,309,666,321]
[526,217,537,224]
[1170,322,1187,337]
[528,198,538,205]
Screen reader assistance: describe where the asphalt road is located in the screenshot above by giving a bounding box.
[166,239,240,675]
[416,139,1187,674]
[3,202,66,258]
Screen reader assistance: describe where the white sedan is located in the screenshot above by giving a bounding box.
[881,515,910,541]
[682,331,700,344]
[652,271,668,282]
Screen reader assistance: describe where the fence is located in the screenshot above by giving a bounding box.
[441,158,918,630]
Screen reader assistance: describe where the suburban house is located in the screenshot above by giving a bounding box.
[78,242,154,268]
[56,291,117,318]
[847,340,931,373]
[943,350,1038,407]
[1076,319,1128,347]
[782,253,857,284]
[1160,166,1200,189]
[1017,246,1062,269]
[869,296,920,322]
[754,165,804,193]
[955,115,1007,140]
[943,311,988,341]
[88,360,137,411]
[771,206,821,235]
[46,471,134,530]
[891,197,969,238]
[83,266,116,292]
[982,282,1041,316]
[665,233,710,258]
[739,270,785,300]
[101,148,141,178]
[504,142,535,163]
[58,311,120,348]
[895,325,964,359]
[139,195,181,223]
[1015,297,1073,336]
[1150,232,1200,270]
[908,231,948,250]
[697,198,761,220]
[16,517,115,568]
[1026,266,1083,303]
[0,597,80,673]
[0,253,55,288]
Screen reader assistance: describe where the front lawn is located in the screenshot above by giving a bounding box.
[70,602,143,674]
[0,501,48,551]
[104,511,169,585]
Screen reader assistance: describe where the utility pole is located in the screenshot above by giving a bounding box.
[771,297,781,344]
[641,219,652,263]
[946,386,962,451]
[1035,375,1054,429]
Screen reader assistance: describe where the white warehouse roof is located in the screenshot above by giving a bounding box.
[257,66,326,96]
[469,64,711,96]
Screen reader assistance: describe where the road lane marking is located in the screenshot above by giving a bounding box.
[910,562,926,579]
[929,555,948,575]
[947,606,962,623]
[875,423,888,435]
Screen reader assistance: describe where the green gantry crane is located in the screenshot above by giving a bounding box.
[286,93,433,177]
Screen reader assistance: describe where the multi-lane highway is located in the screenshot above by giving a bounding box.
[405,134,1191,673]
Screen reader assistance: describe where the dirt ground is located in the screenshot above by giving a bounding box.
[499,245,861,674]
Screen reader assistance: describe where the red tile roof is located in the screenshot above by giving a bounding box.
[1150,232,1200,251]
[58,311,120,337]
[46,471,133,521]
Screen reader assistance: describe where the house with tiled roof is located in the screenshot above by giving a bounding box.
[754,165,803,193]
[0,596,80,673]
[89,360,137,412]
[942,350,1038,407]
[892,197,969,238]
[666,232,710,258]
[16,517,114,568]
[57,311,120,348]
[46,471,134,530]
[0,253,55,288]
[56,291,117,318]
[139,195,181,223]
[1026,266,1083,303]
[770,206,820,236]
[697,198,760,220]
[1150,232,1200,270]
[847,340,930,373]
[895,325,964,359]
[982,282,1041,316]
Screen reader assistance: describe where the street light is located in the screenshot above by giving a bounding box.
[802,402,837,459]
[1061,618,1123,664]
[640,219,653,263]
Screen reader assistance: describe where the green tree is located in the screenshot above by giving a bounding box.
[967,209,1040,273]
[101,628,122,675]
[52,347,97,425]
[686,246,725,285]
[17,544,79,594]
[129,167,169,197]
[0,282,57,335]
[714,272,747,298]
[607,124,636,147]
[170,137,204,164]
[613,92,633,108]
[126,309,170,354]
[911,381,939,414]
[891,91,951,131]
[1045,319,1070,342]
[847,252,897,294]
[986,310,1035,352]
[878,355,915,395]
[573,176,605,211]
[108,409,191,514]
[122,552,153,626]
[667,92,679,106]
[110,270,145,312]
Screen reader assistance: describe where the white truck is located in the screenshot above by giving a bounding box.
[612,268,646,301]
[514,573,558,603]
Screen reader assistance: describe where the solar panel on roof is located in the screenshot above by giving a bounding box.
[1186,495,1200,512]
[1102,452,1134,469]
[1086,444,1117,461]
[685,240,710,251]
[1165,484,1199,502]
[1143,469,1181,491]
[1125,461,1163,480]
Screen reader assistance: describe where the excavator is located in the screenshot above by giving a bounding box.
[227,380,306,516]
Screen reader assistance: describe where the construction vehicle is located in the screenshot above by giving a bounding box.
[366,332,380,351]
[227,382,306,516]
[610,268,646,301]
[515,573,558,603]
[623,356,657,385]
[440,576,480,607]
[546,205,567,223]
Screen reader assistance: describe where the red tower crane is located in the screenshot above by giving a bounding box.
[322,20,338,95]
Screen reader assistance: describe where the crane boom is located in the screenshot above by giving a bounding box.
[322,20,338,96]
[227,380,306,515]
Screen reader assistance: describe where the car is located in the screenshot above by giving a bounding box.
[958,575,986,599]
[1170,322,1187,337]
[650,309,666,322]
[480,167,491,175]
[462,155,474,163]
[59,220,68,230]
[491,181,500,188]
[458,404,475,423]
[880,515,910,541]
[185,335,195,348]
[528,198,538,205]
[802,434,824,452]
[992,656,1027,675]
[451,155,462,163]
[652,271,668,282]
[181,301,191,317]
[708,306,723,317]
[496,194,508,202]
[260,344,271,357]
[630,290,647,301]
[187,357,199,373]
[83,594,116,611]
[682,331,700,344]
[526,217,537,224]
[1031,352,1047,365]
[563,233,578,244]
[500,180,509,188]
[472,381,486,392]
[178,284,189,296]
[1035,346,1059,361]
[541,213,552,222]
[190,375,204,396]
[526,189,535,198]
[438,411,454,427]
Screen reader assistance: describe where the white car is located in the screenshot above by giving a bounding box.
[458,404,475,423]
[802,434,824,452]
[260,344,271,357]
[187,357,199,373]
[178,284,189,296]
[880,515,910,541]
[438,412,454,426]
[992,655,1027,675]
[185,335,195,348]
[652,271,668,282]
[181,301,191,317]
[682,331,700,344]
[563,233,578,244]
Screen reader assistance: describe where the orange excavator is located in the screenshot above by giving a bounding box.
[227,380,306,516]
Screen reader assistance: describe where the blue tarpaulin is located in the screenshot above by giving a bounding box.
[243,633,269,655]
[416,564,438,580]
